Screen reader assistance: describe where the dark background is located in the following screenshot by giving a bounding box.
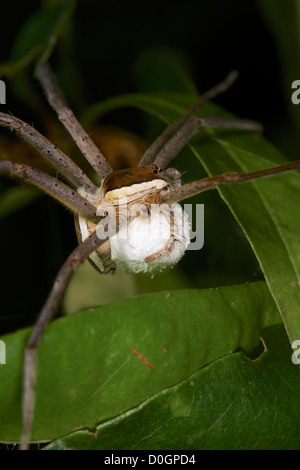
[0,0,296,333]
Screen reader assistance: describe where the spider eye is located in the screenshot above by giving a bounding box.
[159,168,163,173]
[153,169,158,174]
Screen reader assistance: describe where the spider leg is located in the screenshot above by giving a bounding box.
[19,213,123,450]
[139,71,239,167]
[154,115,262,169]
[139,71,261,169]
[36,63,113,179]
[0,160,99,222]
[0,112,96,192]
[161,159,300,205]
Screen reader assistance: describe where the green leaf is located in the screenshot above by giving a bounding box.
[0,281,280,443]
[45,325,300,450]
[83,90,300,346]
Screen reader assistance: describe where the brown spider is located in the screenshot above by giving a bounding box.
[1,63,300,450]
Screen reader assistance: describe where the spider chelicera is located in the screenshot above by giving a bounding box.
[1,63,299,449]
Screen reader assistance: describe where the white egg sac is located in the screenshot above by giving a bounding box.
[110,202,190,274]
[77,178,190,275]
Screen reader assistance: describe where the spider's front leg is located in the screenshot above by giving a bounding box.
[19,214,122,450]
[161,160,300,205]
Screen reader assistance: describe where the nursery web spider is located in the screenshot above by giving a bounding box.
[1,63,300,450]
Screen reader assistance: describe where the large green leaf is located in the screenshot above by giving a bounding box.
[82,91,300,346]
[0,281,281,443]
[45,325,300,450]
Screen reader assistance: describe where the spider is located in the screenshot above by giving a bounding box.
[1,63,299,450]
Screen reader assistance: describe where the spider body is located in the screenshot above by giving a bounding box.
[77,164,190,275]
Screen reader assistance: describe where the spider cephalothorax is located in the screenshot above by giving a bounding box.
[76,163,190,274]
